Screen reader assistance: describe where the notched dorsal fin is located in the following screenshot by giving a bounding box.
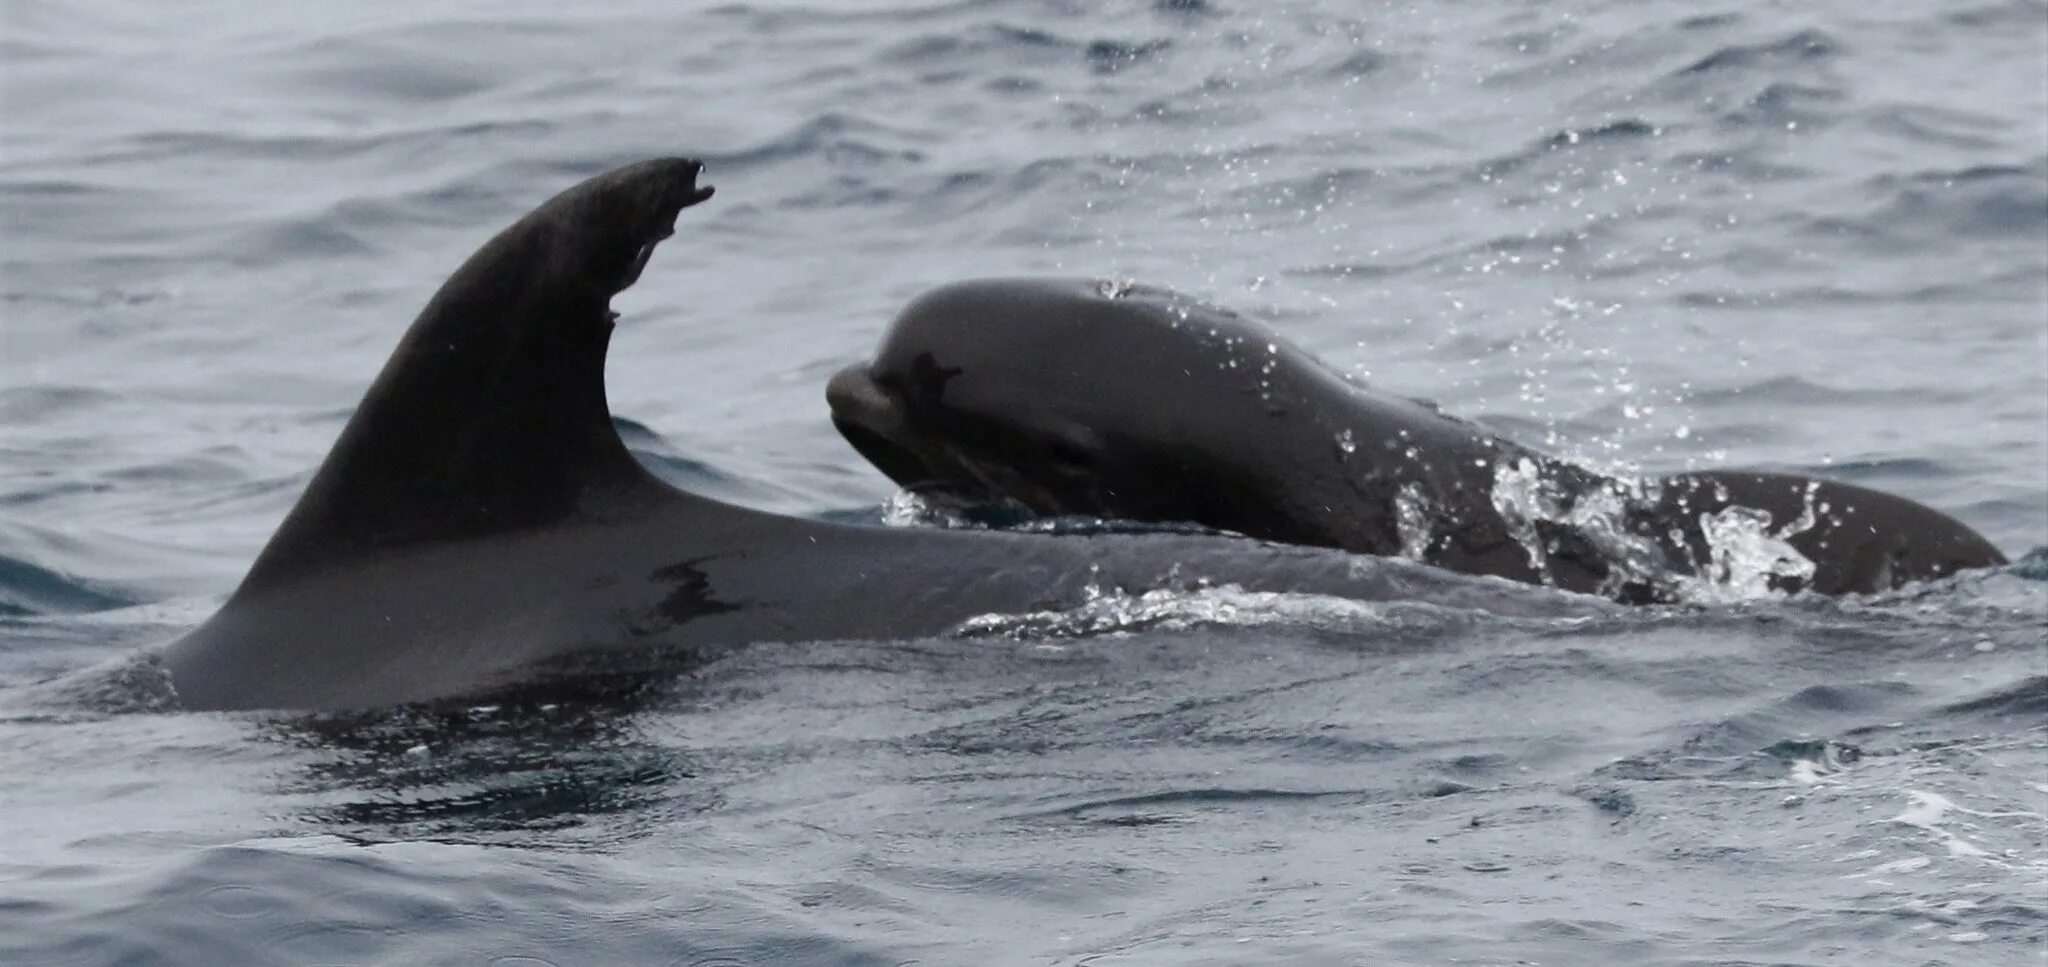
[237,158,715,593]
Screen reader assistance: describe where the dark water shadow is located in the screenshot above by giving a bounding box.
[257,660,727,848]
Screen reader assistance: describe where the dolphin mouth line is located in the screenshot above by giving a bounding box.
[833,416,1012,513]
[829,398,948,493]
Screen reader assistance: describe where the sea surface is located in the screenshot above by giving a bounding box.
[3,1,2046,964]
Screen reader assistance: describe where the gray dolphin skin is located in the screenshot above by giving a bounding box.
[159,160,1591,712]
[827,279,2007,602]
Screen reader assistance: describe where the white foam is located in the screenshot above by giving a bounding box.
[956,582,1413,639]
[1886,789,2039,862]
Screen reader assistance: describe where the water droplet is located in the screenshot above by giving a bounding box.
[1095,277,1136,299]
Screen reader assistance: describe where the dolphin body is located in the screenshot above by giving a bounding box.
[158,159,1587,712]
[827,279,2007,602]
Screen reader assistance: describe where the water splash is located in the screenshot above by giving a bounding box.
[1488,457,1565,583]
[1486,456,1822,601]
[1392,483,1433,561]
[955,581,1398,639]
[1687,504,1818,600]
[1095,276,1138,299]
[881,490,965,528]
[1672,478,1821,601]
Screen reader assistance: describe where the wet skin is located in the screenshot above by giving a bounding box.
[156,162,1597,712]
[828,279,2007,602]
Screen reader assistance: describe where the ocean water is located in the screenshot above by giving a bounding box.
[3,0,2045,963]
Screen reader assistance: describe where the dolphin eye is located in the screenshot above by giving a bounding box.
[1046,438,1094,474]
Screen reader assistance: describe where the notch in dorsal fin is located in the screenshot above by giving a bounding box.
[236,159,715,594]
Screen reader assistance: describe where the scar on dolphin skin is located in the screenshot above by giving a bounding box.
[632,558,744,637]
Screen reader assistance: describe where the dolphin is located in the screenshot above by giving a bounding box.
[827,279,2007,601]
[156,160,1590,712]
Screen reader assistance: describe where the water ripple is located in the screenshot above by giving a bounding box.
[2,2,2044,965]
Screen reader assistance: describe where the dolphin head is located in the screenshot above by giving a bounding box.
[829,278,1327,535]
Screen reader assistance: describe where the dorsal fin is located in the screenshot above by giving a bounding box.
[236,159,715,594]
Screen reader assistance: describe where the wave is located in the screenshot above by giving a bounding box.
[1674,28,1840,77]
[1938,675,2048,722]
[0,553,133,618]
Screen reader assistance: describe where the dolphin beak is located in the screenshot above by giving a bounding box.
[826,364,950,492]
[826,363,898,430]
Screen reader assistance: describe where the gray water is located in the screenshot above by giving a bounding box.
[3,1,2046,964]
